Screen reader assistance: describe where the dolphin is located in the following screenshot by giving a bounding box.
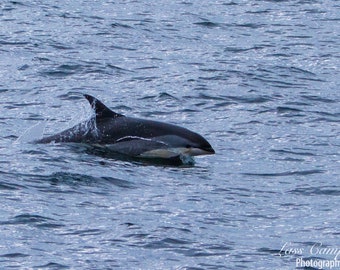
[37,94,215,160]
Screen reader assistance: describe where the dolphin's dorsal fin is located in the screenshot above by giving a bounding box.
[84,94,123,118]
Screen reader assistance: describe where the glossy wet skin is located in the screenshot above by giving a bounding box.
[37,95,215,158]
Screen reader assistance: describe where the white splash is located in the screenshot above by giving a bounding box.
[15,120,47,143]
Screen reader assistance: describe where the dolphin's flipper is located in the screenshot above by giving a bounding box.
[84,94,123,119]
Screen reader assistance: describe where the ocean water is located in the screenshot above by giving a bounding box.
[0,0,339,269]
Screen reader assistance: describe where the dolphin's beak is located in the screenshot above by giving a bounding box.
[187,145,215,156]
[203,146,215,155]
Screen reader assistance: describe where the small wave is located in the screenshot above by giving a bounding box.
[49,41,74,50]
[230,95,272,104]
[39,64,83,77]
[143,237,192,249]
[195,93,272,105]
[0,40,29,46]
[302,95,337,104]
[289,186,340,196]
[106,64,132,72]
[35,262,69,269]
[142,238,230,258]
[235,22,265,29]
[224,46,265,53]
[194,21,264,29]
[177,248,229,258]
[244,213,279,220]
[45,172,136,189]
[0,181,23,191]
[270,149,316,157]
[311,117,340,123]
[0,253,29,258]
[110,45,137,51]
[60,228,103,236]
[57,92,85,101]
[1,213,64,229]
[276,106,303,113]
[138,92,178,102]
[0,170,29,190]
[39,62,130,78]
[243,169,325,177]
[257,247,282,255]
[111,22,133,29]
[194,21,221,28]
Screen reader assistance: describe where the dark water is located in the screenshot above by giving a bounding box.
[0,0,339,269]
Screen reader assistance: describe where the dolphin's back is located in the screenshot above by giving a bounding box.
[97,116,198,142]
[37,120,97,143]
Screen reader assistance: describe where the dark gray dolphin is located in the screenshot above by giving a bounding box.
[37,94,215,159]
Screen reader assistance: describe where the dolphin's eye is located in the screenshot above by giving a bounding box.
[186,144,191,148]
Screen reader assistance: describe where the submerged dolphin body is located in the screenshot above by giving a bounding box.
[37,95,215,160]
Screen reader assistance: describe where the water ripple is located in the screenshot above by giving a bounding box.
[38,61,131,78]
[0,252,29,258]
[1,214,64,229]
[290,186,340,196]
[35,262,69,269]
[38,172,136,190]
[243,169,325,177]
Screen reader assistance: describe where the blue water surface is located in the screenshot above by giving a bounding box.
[0,0,339,269]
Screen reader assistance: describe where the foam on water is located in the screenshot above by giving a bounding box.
[15,121,47,143]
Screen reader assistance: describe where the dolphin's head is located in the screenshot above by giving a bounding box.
[182,132,215,156]
[146,131,215,158]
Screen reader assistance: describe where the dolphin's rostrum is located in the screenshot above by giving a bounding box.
[37,94,215,160]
